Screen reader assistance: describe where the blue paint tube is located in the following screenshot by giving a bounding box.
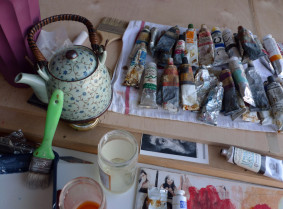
[211,27,229,66]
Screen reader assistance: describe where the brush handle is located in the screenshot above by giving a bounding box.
[33,89,64,160]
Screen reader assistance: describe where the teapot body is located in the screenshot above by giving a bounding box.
[46,61,112,123]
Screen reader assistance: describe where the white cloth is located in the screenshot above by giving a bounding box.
[109,20,277,132]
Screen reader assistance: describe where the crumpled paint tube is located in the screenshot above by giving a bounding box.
[237,26,262,61]
[253,35,275,74]
[245,61,270,112]
[149,27,158,55]
[154,26,180,67]
[198,24,214,67]
[199,82,224,126]
[123,42,147,88]
[185,24,199,67]
[263,34,283,77]
[179,57,199,111]
[195,68,218,108]
[229,57,255,106]
[139,62,158,109]
[219,69,241,116]
[211,27,229,66]
[173,34,185,67]
[231,92,247,121]
[129,25,150,59]
[266,76,283,131]
[162,58,179,113]
[222,28,241,60]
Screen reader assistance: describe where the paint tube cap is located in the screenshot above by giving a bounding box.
[229,56,239,62]
[147,62,157,68]
[268,76,275,83]
[201,24,208,30]
[188,24,194,29]
[182,57,188,64]
[211,27,220,33]
[263,34,272,41]
[168,58,174,65]
[220,149,228,157]
[176,190,185,196]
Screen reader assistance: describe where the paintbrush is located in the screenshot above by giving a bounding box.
[96,17,128,47]
[27,89,64,189]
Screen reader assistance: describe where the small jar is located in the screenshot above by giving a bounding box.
[59,177,106,209]
[172,190,187,209]
[98,130,139,193]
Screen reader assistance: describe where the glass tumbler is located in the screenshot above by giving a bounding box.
[98,130,138,193]
[59,177,106,209]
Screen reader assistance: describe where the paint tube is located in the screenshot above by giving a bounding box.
[253,35,275,74]
[198,24,214,67]
[263,34,283,77]
[229,57,255,106]
[245,61,270,112]
[222,28,241,60]
[185,24,198,67]
[219,69,241,116]
[237,26,262,61]
[123,42,147,88]
[221,146,283,182]
[162,58,179,113]
[211,27,229,66]
[266,76,283,131]
[139,62,158,109]
[129,25,150,59]
[179,57,199,111]
[148,187,168,209]
[154,26,180,67]
[195,69,218,108]
[199,82,224,126]
[258,110,274,126]
[173,34,186,67]
[231,92,247,121]
[149,27,158,56]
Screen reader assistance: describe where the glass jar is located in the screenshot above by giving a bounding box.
[59,177,106,209]
[98,130,139,193]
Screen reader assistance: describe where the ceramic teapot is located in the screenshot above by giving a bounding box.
[15,14,112,125]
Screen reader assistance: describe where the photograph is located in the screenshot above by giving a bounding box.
[140,134,209,164]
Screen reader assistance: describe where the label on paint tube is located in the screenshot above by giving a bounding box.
[264,156,283,181]
[233,147,261,173]
[263,37,282,62]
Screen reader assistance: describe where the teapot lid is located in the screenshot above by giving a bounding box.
[48,45,97,81]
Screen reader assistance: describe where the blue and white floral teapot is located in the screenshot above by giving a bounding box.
[15,14,112,125]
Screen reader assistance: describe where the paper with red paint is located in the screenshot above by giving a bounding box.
[134,167,283,209]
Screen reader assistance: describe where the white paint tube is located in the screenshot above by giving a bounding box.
[221,146,283,182]
[263,34,283,77]
[211,27,229,66]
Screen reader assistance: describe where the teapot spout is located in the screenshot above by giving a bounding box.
[15,73,49,104]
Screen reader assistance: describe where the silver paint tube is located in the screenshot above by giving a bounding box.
[199,82,224,126]
[139,62,158,109]
[149,27,158,56]
[263,34,283,77]
[266,76,283,131]
[221,146,283,182]
[195,69,218,108]
[211,27,229,66]
[245,61,270,112]
[229,57,255,106]
[222,28,241,60]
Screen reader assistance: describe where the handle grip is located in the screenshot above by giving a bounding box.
[27,14,100,65]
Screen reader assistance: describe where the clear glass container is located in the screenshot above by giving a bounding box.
[59,177,106,209]
[98,130,138,193]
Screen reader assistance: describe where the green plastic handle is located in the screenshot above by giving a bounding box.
[33,89,64,160]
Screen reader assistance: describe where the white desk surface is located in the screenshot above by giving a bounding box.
[0,146,137,209]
